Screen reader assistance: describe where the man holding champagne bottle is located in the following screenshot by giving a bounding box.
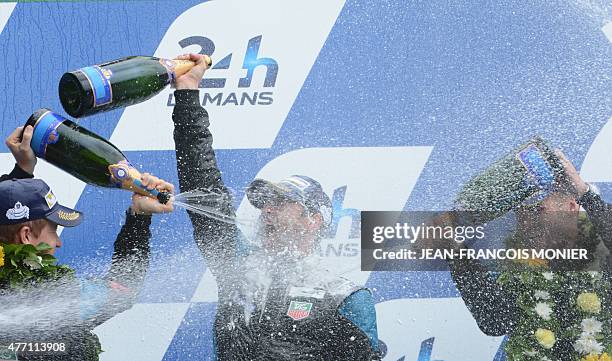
[433,144,612,360]
[0,126,174,361]
[171,54,381,360]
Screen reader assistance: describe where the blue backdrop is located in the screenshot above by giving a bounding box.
[0,1,610,360]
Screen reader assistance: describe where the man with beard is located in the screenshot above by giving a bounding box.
[171,53,381,360]
[442,148,611,360]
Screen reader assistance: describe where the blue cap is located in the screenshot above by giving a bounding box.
[0,178,83,227]
[246,175,332,226]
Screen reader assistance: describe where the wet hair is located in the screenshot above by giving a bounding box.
[0,219,48,244]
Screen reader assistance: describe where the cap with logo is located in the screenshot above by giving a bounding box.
[246,175,332,226]
[0,178,83,227]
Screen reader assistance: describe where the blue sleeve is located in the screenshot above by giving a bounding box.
[79,277,139,324]
[79,279,110,321]
[338,289,379,351]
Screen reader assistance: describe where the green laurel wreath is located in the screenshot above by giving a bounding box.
[499,218,611,361]
[0,242,74,289]
[499,269,611,361]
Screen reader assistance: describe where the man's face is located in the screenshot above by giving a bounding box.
[537,192,580,249]
[539,191,579,213]
[258,197,322,255]
[20,220,62,255]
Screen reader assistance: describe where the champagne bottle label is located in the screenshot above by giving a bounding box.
[30,110,63,157]
[159,58,178,83]
[108,160,138,189]
[78,66,114,107]
[108,160,166,201]
[517,144,555,205]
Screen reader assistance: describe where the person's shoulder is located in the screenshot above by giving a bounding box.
[322,276,368,306]
[326,276,362,293]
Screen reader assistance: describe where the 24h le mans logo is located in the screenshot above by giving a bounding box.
[287,301,313,321]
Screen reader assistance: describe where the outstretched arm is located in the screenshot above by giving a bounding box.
[83,174,174,326]
[172,53,244,277]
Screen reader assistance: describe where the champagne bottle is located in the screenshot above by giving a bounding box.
[24,108,171,204]
[455,137,564,222]
[58,55,211,118]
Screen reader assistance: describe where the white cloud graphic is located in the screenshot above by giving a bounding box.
[111,0,346,150]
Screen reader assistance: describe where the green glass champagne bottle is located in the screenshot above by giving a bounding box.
[58,55,210,118]
[455,137,565,222]
[24,108,171,204]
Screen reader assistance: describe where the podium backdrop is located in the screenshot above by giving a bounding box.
[0,1,611,360]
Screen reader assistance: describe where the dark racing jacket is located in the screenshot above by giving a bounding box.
[0,165,152,361]
[172,89,380,361]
